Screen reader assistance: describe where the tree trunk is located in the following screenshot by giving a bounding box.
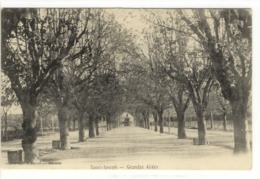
[78,112,85,142]
[68,118,71,131]
[89,115,95,138]
[210,112,214,129]
[1,130,3,141]
[58,104,70,150]
[106,115,111,131]
[197,110,207,145]
[223,111,227,131]
[177,112,187,139]
[95,117,99,136]
[153,113,158,132]
[51,117,54,133]
[158,111,164,133]
[143,112,150,130]
[4,112,8,141]
[141,112,146,129]
[73,119,76,131]
[21,99,39,163]
[107,123,110,131]
[146,116,150,130]
[231,100,250,153]
[143,117,146,129]
[39,116,43,135]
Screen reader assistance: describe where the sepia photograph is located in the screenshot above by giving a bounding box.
[0,4,255,175]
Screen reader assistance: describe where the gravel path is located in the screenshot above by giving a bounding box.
[1,126,251,169]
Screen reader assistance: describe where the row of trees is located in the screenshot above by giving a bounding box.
[121,9,251,153]
[1,8,131,163]
[1,9,252,163]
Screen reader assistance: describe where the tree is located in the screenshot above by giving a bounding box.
[121,51,170,133]
[144,23,191,138]
[147,12,214,144]
[151,110,159,132]
[47,67,73,149]
[177,9,252,153]
[166,82,190,139]
[72,11,131,139]
[134,104,151,129]
[93,70,125,132]
[1,8,98,162]
[46,44,97,146]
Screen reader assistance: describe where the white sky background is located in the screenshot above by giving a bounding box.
[1,1,260,179]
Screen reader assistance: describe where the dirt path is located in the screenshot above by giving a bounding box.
[1,126,251,169]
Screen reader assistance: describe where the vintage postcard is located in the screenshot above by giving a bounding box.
[0,1,258,178]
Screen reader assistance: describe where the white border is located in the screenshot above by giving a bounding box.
[0,0,258,8]
[1,1,260,179]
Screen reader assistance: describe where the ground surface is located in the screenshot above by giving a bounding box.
[1,126,252,170]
